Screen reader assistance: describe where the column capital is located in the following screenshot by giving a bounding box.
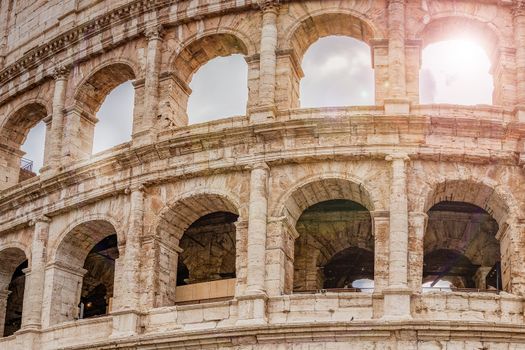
[249,161,270,172]
[125,183,147,194]
[257,0,280,12]
[29,215,51,227]
[385,153,410,162]
[388,0,405,4]
[53,65,69,81]
[144,25,164,41]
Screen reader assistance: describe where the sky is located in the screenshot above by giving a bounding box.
[21,36,492,173]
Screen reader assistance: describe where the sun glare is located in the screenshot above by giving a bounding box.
[420,39,493,105]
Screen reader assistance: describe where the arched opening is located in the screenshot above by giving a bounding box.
[0,248,28,337]
[423,201,501,292]
[419,18,497,105]
[294,199,373,292]
[92,81,135,154]
[300,36,374,108]
[278,178,375,294]
[155,193,240,306]
[49,220,119,324]
[79,234,118,319]
[284,13,376,109]
[71,63,136,159]
[0,103,48,189]
[175,211,238,304]
[187,55,248,124]
[163,33,249,127]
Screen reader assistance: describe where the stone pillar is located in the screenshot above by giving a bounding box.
[0,289,10,335]
[237,162,270,324]
[385,0,409,114]
[41,262,86,327]
[44,67,68,171]
[265,216,297,296]
[371,40,389,106]
[405,40,421,105]
[136,25,164,144]
[407,212,427,293]
[383,153,411,319]
[497,222,525,295]
[234,220,249,297]
[492,47,517,107]
[20,216,50,330]
[513,2,525,121]
[111,186,144,337]
[371,212,390,294]
[250,0,279,122]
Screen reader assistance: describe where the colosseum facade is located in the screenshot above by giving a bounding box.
[1,0,525,349]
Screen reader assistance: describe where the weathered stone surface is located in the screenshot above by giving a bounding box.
[1,0,525,349]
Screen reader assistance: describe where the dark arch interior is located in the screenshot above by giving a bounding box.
[80,234,119,319]
[177,211,238,286]
[293,199,373,292]
[3,260,27,337]
[424,201,501,291]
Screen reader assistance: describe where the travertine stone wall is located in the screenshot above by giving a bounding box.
[1,1,525,349]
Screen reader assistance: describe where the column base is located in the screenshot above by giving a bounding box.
[110,309,143,338]
[13,327,41,350]
[235,291,268,325]
[248,106,276,123]
[384,98,410,115]
[381,286,412,320]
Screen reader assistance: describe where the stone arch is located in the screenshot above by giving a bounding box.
[275,176,375,292]
[50,214,123,264]
[0,101,49,187]
[273,174,377,226]
[156,191,241,244]
[0,246,28,337]
[421,179,513,227]
[168,29,254,85]
[417,15,504,57]
[153,190,242,305]
[73,61,137,116]
[283,9,381,64]
[45,218,120,324]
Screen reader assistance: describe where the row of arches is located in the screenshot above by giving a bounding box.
[0,176,512,336]
[3,12,499,184]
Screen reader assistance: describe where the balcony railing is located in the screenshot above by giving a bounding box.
[20,157,33,172]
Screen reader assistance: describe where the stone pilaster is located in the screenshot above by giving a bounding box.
[385,0,409,114]
[237,162,270,324]
[497,222,525,295]
[137,25,164,144]
[44,67,68,172]
[0,289,11,336]
[371,212,390,294]
[513,2,525,121]
[111,185,145,337]
[250,0,279,122]
[383,153,411,319]
[407,212,427,293]
[20,216,50,331]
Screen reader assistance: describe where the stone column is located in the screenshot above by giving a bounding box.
[20,216,50,330]
[383,153,411,319]
[371,212,390,294]
[513,2,525,121]
[385,0,409,114]
[137,25,164,144]
[237,162,270,324]
[45,67,68,171]
[111,185,144,337]
[407,212,427,293]
[250,0,279,122]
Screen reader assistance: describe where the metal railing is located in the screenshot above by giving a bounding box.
[20,157,33,172]
[422,287,500,294]
[293,287,375,294]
